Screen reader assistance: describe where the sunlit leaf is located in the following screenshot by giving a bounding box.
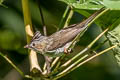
[72,2,103,10]
[60,0,104,10]
[106,20,120,66]
[0,0,4,4]
[59,0,76,3]
[103,0,120,10]
[74,9,120,30]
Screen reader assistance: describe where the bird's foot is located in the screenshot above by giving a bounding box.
[64,48,73,54]
[44,56,52,74]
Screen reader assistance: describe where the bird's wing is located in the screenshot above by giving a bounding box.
[47,24,79,51]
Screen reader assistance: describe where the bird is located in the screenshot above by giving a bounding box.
[24,8,105,57]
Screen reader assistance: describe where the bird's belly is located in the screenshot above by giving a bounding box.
[44,42,72,57]
[44,47,65,57]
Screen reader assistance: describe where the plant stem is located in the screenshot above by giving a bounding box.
[50,55,66,76]
[61,27,109,68]
[68,8,109,50]
[54,43,119,80]
[21,0,42,75]
[63,7,74,28]
[93,39,108,51]
[61,48,88,68]
[0,52,24,77]
[87,28,109,48]
[36,0,50,73]
[60,54,88,73]
[59,6,70,29]
[51,57,59,68]
[77,8,110,27]
[36,0,47,36]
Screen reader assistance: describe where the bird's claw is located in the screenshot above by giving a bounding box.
[64,48,73,54]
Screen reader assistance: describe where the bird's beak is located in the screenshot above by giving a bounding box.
[24,45,29,48]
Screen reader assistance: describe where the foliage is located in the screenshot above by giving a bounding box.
[0,0,4,4]
[107,22,120,66]
[60,0,120,67]
[0,0,120,80]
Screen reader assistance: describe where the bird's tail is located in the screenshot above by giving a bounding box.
[76,7,105,29]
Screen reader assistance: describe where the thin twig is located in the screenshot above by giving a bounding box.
[0,52,24,77]
[63,7,74,28]
[61,27,109,68]
[59,6,70,29]
[61,48,88,68]
[93,39,108,51]
[87,28,109,48]
[54,43,119,80]
[24,75,32,79]
[51,57,59,68]
[50,55,66,76]
[60,54,88,73]
[36,0,50,73]
[36,0,47,36]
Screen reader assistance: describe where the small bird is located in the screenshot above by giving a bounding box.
[24,8,104,57]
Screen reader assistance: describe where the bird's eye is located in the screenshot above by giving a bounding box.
[32,43,36,46]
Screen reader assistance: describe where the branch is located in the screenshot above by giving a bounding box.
[0,52,24,77]
[36,0,47,36]
[61,27,109,68]
[59,6,70,29]
[54,43,119,80]
[21,0,42,75]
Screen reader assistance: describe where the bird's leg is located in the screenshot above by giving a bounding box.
[44,56,52,74]
[64,48,73,54]
[63,41,73,54]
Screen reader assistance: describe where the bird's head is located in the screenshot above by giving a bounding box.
[24,31,47,53]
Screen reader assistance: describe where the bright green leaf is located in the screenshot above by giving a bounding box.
[59,0,76,4]
[103,0,120,10]
[106,21,120,66]
[60,0,104,10]
[0,0,4,5]
[72,2,103,10]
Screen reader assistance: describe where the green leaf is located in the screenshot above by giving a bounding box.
[74,9,120,29]
[106,21,120,66]
[0,0,4,5]
[0,0,7,8]
[60,0,104,10]
[60,0,120,66]
[59,0,76,4]
[72,2,103,10]
[103,0,120,10]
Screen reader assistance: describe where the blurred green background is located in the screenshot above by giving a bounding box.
[0,0,120,80]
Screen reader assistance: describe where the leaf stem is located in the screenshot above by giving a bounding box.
[0,52,24,77]
[87,28,109,48]
[36,0,47,36]
[61,27,109,68]
[59,6,70,29]
[51,57,59,68]
[54,43,119,80]
[63,7,74,28]
[68,8,109,50]
[21,0,42,75]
